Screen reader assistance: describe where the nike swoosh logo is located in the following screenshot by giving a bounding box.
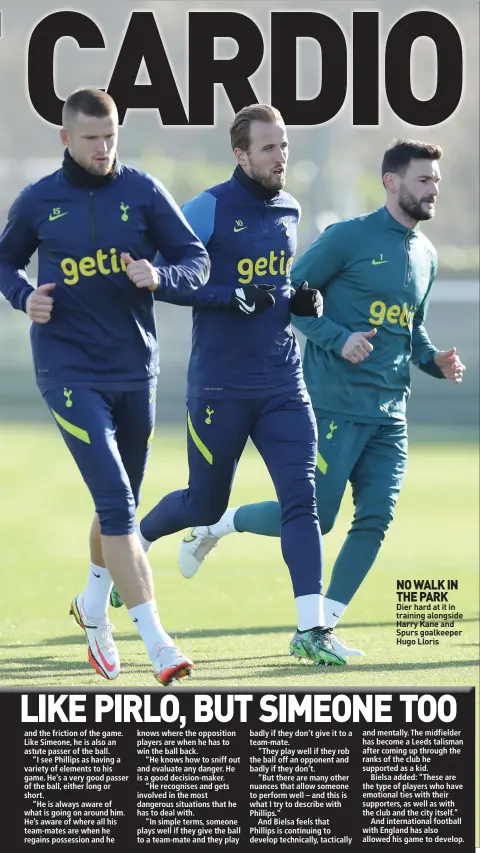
[332,613,341,618]
[236,299,256,314]
[372,259,388,265]
[49,212,68,221]
[132,617,138,623]
[92,572,100,578]
[95,639,115,673]
[233,226,247,232]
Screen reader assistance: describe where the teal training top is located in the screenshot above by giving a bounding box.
[291,206,443,423]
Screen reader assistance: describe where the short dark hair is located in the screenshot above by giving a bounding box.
[230,104,284,151]
[62,88,117,126]
[381,139,442,177]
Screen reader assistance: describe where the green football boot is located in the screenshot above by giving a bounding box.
[290,626,346,666]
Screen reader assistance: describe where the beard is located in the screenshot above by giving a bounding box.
[248,160,286,192]
[398,186,436,222]
[87,158,114,176]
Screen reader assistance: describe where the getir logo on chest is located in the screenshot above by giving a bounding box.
[60,249,127,285]
[237,250,294,285]
[368,300,415,327]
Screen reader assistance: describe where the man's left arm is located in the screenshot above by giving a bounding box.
[411,259,466,383]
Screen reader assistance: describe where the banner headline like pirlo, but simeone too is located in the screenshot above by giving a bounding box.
[21,693,458,726]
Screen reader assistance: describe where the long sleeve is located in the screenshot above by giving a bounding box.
[292,314,351,355]
[290,222,352,354]
[146,178,211,305]
[153,190,233,309]
[0,188,37,311]
[411,256,444,379]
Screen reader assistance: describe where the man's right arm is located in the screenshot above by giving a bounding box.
[175,192,233,308]
[151,191,233,309]
[0,189,38,311]
[290,222,352,354]
[155,191,272,313]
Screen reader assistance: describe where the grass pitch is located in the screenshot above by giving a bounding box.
[0,423,478,689]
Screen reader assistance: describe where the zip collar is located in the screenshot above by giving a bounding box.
[62,148,120,188]
[381,205,419,235]
[233,164,281,201]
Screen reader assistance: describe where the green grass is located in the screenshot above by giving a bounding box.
[0,424,478,689]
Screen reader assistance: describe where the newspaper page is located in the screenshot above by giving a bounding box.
[0,1,477,850]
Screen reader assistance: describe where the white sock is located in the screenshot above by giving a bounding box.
[323,597,347,629]
[82,563,113,620]
[296,593,325,631]
[128,601,173,663]
[208,507,239,538]
[136,524,153,554]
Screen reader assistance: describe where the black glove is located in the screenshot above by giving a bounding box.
[290,281,323,317]
[230,284,276,315]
